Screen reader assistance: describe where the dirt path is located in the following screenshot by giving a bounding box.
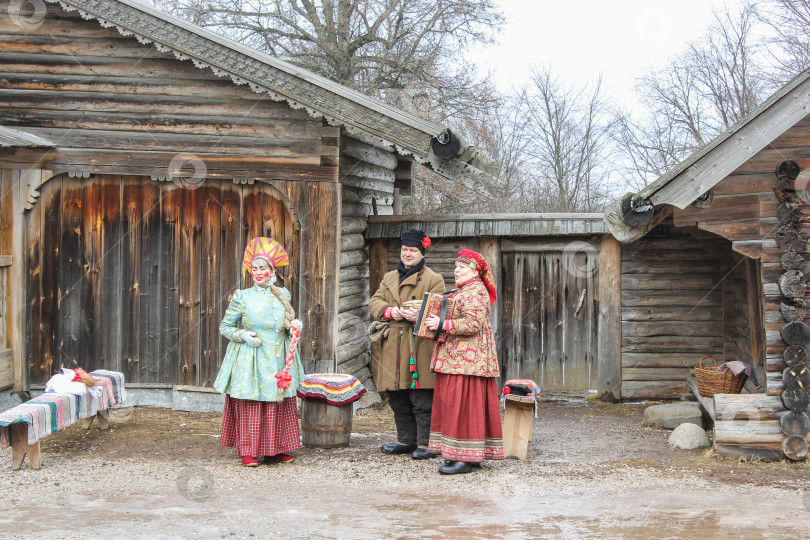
[1,396,809,538]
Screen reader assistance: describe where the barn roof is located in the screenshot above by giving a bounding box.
[605,66,810,241]
[46,0,497,191]
[367,213,608,239]
[636,67,810,210]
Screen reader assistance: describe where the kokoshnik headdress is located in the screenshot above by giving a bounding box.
[243,237,289,272]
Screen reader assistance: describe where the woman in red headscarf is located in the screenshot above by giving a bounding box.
[424,249,503,474]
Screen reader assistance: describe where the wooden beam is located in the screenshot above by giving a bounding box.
[368,238,388,309]
[649,73,810,209]
[746,258,766,371]
[478,236,500,341]
[687,375,716,420]
[501,238,600,252]
[714,393,785,422]
[622,380,688,400]
[603,205,672,244]
[714,419,782,443]
[298,182,340,373]
[713,442,783,461]
[367,212,605,223]
[598,235,621,402]
[12,170,48,391]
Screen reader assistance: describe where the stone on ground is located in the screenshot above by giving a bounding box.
[354,379,382,410]
[643,402,704,429]
[0,389,22,412]
[668,423,712,449]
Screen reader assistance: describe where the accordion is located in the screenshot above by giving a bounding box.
[414,291,456,341]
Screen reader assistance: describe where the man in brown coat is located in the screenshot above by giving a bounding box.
[369,228,445,459]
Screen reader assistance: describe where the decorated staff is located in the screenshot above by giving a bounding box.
[214,237,304,467]
[369,228,446,460]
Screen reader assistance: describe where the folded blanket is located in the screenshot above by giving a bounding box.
[297,373,367,405]
[500,379,542,417]
[0,370,126,449]
[718,361,761,388]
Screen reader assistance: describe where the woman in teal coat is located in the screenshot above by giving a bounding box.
[214,237,304,467]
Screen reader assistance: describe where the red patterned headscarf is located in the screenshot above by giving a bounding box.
[456,249,497,305]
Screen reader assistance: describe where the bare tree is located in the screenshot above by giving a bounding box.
[394,89,539,214]
[756,1,810,85]
[451,93,533,211]
[612,108,689,192]
[617,2,773,190]
[521,67,615,212]
[152,0,504,121]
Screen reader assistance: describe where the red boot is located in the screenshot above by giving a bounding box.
[264,453,295,464]
[241,456,259,467]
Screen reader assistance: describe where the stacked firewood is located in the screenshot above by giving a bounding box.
[775,159,810,460]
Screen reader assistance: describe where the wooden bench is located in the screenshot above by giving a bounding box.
[0,370,125,470]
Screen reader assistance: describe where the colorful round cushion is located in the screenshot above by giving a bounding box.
[296,373,367,405]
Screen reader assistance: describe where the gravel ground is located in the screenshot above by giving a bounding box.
[1,396,809,539]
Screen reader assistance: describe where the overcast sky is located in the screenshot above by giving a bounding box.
[475,0,746,103]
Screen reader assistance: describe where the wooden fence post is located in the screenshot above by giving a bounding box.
[597,235,622,402]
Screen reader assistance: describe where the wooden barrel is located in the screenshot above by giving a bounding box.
[300,399,353,448]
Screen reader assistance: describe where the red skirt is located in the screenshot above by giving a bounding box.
[428,373,504,462]
[220,395,301,458]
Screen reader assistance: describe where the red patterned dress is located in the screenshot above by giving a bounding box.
[428,277,504,462]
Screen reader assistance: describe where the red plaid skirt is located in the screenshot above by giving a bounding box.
[428,373,504,462]
[220,395,301,458]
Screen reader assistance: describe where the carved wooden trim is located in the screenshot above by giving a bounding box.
[43,1,497,196]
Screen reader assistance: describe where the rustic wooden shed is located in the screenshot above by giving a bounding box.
[604,67,810,459]
[366,213,612,394]
[0,0,496,397]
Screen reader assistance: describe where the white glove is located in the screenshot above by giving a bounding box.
[290,319,303,331]
[240,330,262,348]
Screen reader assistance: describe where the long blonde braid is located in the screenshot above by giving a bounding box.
[270,285,296,329]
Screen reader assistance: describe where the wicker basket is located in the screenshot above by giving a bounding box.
[695,355,746,397]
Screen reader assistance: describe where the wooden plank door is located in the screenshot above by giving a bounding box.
[25,175,299,386]
[500,247,599,391]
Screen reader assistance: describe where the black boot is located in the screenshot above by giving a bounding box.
[438,461,473,475]
[381,443,417,455]
[411,447,438,459]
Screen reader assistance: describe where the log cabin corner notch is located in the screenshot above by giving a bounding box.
[0,0,498,399]
[604,65,810,459]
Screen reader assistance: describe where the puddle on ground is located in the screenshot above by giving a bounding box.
[3,480,808,538]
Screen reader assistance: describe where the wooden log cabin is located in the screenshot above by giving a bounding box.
[0,0,497,399]
[604,67,810,459]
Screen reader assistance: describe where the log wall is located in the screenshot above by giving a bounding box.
[0,5,339,182]
[672,122,810,399]
[0,4,347,389]
[336,137,398,388]
[621,233,731,400]
[667,119,810,458]
[0,169,11,388]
